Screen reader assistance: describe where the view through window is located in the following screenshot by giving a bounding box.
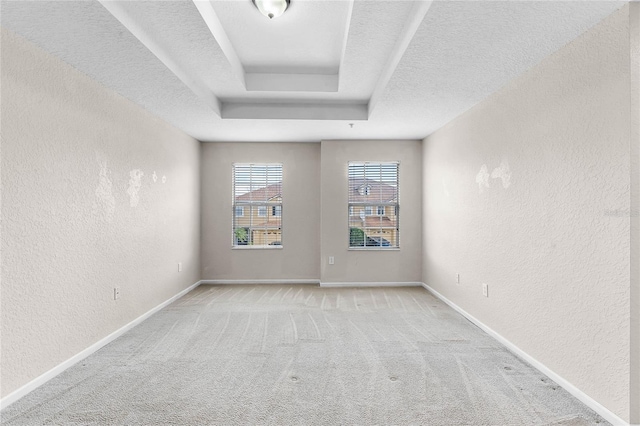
[233,163,283,247]
[348,162,399,248]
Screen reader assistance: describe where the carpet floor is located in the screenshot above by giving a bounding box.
[1,285,608,425]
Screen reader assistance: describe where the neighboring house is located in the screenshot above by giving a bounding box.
[348,178,398,245]
[234,183,282,246]
[234,178,397,246]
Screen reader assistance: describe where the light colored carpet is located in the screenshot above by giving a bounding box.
[1,285,607,425]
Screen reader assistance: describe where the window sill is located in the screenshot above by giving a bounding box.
[348,247,400,251]
[232,246,283,250]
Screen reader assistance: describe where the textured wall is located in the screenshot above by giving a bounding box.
[422,6,631,421]
[630,3,640,423]
[321,140,422,284]
[200,142,321,281]
[201,140,421,285]
[0,29,201,398]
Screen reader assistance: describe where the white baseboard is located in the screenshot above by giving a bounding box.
[421,283,629,426]
[0,280,202,411]
[201,279,320,285]
[201,280,421,288]
[320,281,422,288]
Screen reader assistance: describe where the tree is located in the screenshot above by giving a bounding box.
[235,227,249,245]
[349,227,365,247]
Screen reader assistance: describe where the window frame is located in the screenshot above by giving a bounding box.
[232,163,283,249]
[347,161,400,250]
[235,206,244,217]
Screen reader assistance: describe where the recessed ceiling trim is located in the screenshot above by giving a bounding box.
[221,102,368,121]
[98,0,222,115]
[192,0,246,88]
[5,0,621,140]
[245,73,339,92]
[337,0,355,88]
[367,0,433,117]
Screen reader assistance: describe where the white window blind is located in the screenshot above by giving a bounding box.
[233,163,283,247]
[348,162,399,248]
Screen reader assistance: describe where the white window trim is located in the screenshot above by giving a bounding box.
[257,206,267,217]
[347,161,400,249]
[235,206,244,217]
[232,163,283,249]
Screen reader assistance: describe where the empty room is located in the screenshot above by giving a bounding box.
[1,0,638,425]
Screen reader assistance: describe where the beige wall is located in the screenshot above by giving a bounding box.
[201,140,421,284]
[0,29,201,398]
[321,140,422,284]
[201,143,321,281]
[422,6,632,422]
[630,3,640,423]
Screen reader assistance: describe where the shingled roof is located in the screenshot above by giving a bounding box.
[236,178,394,203]
[235,183,282,202]
[348,178,397,203]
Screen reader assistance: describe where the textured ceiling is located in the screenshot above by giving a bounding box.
[0,0,625,142]
[211,0,350,74]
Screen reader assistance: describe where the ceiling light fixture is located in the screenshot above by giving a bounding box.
[252,0,290,20]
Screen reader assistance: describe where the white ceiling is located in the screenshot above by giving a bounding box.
[1,0,625,142]
[212,0,350,74]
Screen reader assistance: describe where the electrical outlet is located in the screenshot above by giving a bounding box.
[329,256,335,265]
[482,283,488,297]
[456,273,460,284]
[178,262,182,272]
[114,287,120,300]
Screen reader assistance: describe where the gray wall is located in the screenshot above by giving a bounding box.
[629,4,640,424]
[200,140,422,285]
[422,6,633,421]
[321,140,422,284]
[1,29,201,398]
[200,142,321,281]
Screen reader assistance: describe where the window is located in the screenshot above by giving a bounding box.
[358,185,371,196]
[233,163,283,247]
[348,162,399,248]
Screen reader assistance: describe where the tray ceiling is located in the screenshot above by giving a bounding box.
[1,0,625,142]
